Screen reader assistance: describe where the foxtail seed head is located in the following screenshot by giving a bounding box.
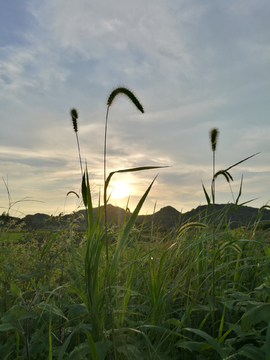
[107,86,144,113]
[70,108,79,133]
[209,128,219,152]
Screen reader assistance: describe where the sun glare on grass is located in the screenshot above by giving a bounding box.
[110,181,130,199]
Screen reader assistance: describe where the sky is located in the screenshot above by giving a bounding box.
[0,0,269,218]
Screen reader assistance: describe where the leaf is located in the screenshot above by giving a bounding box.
[3,353,13,360]
[156,250,169,298]
[0,324,15,331]
[17,272,43,281]
[85,170,94,231]
[81,172,88,208]
[57,330,76,360]
[164,318,185,327]
[232,198,258,209]
[69,304,88,318]
[265,246,270,258]
[85,330,99,360]
[241,303,270,332]
[225,152,260,172]
[110,177,157,283]
[37,303,68,321]
[202,182,211,206]
[10,282,21,297]
[66,342,90,360]
[184,328,227,358]
[19,311,39,321]
[105,166,168,191]
[238,344,265,360]
[235,175,243,205]
[176,341,203,352]
[95,340,112,360]
[117,344,143,360]
[260,205,270,211]
[69,286,89,311]
[214,170,233,183]
[259,204,270,217]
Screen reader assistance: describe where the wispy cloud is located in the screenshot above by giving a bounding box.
[0,0,269,216]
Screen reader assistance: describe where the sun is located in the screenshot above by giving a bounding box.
[110,181,130,199]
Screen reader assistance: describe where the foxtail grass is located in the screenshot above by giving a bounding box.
[70,108,83,175]
[69,85,166,358]
[209,128,219,205]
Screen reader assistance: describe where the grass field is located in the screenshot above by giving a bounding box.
[1,207,270,360]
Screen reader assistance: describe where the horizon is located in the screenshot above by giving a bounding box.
[2,200,268,220]
[1,1,270,218]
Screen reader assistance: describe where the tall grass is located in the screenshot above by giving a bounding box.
[74,86,166,358]
[209,128,219,205]
[1,203,270,359]
[70,108,83,175]
[0,88,270,359]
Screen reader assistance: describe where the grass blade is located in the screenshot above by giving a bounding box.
[225,152,260,172]
[105,166,168,191]
[110,176,157,283]
[214,170,233,183]
[85,330,99,360]
[202,182,211,206]
[235,174,243,205]
[184,328,227,358]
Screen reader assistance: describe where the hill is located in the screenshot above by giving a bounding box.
[1,203,270,231]
[135,204,270,230]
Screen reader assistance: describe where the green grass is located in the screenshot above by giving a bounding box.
[1,215,270,359]
[0,231,26,242]
[0,230,53,243]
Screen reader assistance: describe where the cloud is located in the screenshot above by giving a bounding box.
[0,0,269,216]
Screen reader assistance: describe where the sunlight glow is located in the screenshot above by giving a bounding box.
[110,181,130,199]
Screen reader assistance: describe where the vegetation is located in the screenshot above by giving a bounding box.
[209,127,219,205]
[0,87,270,359]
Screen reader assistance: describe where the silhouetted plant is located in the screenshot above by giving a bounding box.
[104,87,144,185]
[70,108,83,174]
[103,87,145,267]
[68,86,165,359]
[209,128,219,205]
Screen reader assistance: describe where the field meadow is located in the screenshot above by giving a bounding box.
[1,87,270,359]
[1,207,270,360]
